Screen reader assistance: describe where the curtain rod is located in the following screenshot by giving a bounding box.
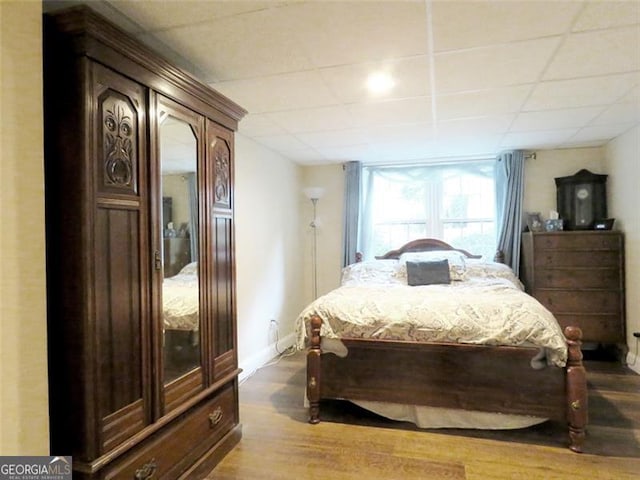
[358,151,536,168]
[362,155,496,168]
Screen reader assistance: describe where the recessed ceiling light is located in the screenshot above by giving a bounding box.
[366,71,395,95]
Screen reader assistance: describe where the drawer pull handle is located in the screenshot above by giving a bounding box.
[134,459,157,480]
[209,407,223,427]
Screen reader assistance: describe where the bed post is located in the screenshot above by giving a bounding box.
[307,315,322,424]
[565,326,588,453]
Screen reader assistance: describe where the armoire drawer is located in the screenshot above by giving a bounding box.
[534,233,621,251]
[534,268,620,289]
[104,384,236,480]
[534,290,621,314]
[554,314,625,343]
[533,250,620,268]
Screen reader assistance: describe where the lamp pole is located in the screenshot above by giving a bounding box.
[310,197,319,299]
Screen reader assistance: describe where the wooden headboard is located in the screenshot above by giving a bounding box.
[375,238,482,260]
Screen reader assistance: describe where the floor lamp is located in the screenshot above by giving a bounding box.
[304,187,325,299]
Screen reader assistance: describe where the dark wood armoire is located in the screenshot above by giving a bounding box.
[43,6,246,479]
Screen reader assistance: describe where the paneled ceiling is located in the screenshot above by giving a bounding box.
[48,1,640,165]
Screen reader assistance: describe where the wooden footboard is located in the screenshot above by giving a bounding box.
[307,315,588,452]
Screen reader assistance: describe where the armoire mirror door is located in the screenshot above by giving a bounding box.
[156,95,206,413]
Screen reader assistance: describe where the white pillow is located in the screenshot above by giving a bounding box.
[178,262,198,275]
[465,259,524,290]
[341,260,404,286]
[398,251,467,281]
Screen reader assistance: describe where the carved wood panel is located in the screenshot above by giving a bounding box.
[207,122,233,209]
[103,97,135,188]
[94,64,145,196]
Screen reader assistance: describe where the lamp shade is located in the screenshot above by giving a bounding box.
[303,186,325,200]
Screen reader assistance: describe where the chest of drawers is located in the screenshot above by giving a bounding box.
[521,231,625,345]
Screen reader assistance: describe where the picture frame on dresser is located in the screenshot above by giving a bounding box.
[525,212,544,232]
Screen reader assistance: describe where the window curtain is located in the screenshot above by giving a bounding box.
[342,161,361,267]
[495,150,525,275]
[187,172,198,262]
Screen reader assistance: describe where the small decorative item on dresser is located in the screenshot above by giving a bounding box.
[545,219,564,232]
[525,212,544,232]
[593,218,615,230]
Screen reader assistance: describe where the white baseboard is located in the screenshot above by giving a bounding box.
[239,332,296,383]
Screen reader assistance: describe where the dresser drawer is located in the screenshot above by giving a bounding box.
[534,233,621,251]
[104,384,236,480]
[534,268,620,289]
[535,290,621,314]
[533,250,620,268]
[554,314,625,343]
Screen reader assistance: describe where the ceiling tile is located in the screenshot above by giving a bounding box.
[277,147,327,165]
[524,72,640,110]
[511,107,606,132]
[437,115,515,137]
[348,98,433,128]
[211,71,339,114]
[572,1,640,32]
[319,56,430,104]
[267,106,355,134]
[295,128,370,149]
[290,1,428,67]
[363,122,437,144]
[434,135,502,158]
[237,114,287,137]
[435,37,561,94]
[544,26,640,80]
[569,123,638,143]
[107,0,278,30]
[588,102,640,127]
[500,129,579,149]
[151,8,313,81]
[617,84,640,103]
[87,0,640,164]
[315,144,373,163]
[436,85,533,120]
[251,133,310,152]
[431,1,580,52]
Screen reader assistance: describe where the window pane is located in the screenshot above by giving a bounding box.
[362,162,496,259]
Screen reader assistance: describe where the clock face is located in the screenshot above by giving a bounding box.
[576,187,590,200]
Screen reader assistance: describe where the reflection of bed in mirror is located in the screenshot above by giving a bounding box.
[163,262,200,381]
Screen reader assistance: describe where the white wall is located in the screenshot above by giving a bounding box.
[0,0,49,454]
[605,125,640,372]
[234,135,305,377]
[301,164,345,296]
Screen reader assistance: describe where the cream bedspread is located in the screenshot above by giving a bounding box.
[295,259,568,367]
[163,270,199,331]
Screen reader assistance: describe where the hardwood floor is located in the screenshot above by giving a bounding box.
[207,351,640,479]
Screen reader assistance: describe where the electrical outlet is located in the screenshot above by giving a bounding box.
[633,332,640,338]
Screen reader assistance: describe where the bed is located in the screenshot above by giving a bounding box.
[295,239,588,452]
[163,262,200,377]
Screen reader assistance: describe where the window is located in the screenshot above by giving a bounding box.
[360,161,496,259]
